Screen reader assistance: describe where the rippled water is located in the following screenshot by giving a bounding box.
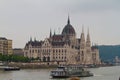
[0,66,120,80]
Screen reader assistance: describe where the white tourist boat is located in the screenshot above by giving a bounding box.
[50,65,93,78]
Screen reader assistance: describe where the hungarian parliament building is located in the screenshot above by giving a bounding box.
[24,17,100,65]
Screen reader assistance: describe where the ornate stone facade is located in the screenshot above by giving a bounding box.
[24,17,100,65]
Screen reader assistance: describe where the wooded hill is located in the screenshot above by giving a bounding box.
[98,45,120,62]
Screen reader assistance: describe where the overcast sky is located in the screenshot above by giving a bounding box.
[0,0,120,48]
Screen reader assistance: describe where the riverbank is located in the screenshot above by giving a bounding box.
[6,62,115,69]
[8,62,58,69]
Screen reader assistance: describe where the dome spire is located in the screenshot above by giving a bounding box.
[62,16,76,36]
[67,15,70,24]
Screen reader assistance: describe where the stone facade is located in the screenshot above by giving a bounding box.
[24,17,100,65]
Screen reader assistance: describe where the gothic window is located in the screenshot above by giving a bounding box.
[43,56,46,62]
[65,57,66,59]
[59,49,60,53]
[30,50,31,53]
[72,45,74,48]
[82,51,83,54]
[53,49,55,53]
[62,49,63,53]
[81,51,84,57]
[35,50,37,53]
[47,57,50,62]
[32,50,34,53]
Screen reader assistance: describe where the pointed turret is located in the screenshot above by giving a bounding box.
[50,29,52,38]
[34,37,36,41]
[54,30,56,35]
[80,26,86,51]
[86,28,91,47]
[85,28,92,64]
[82,24,84,33]
[80,25,85,42]
[30,37,32,42]
[80,26,86,64]
[87,28,90,41]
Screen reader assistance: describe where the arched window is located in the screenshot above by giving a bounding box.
[43,56,46,62]
[47,57,50,62]
[53,49,55,53]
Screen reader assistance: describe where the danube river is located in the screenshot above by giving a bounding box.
[0,66,120,80]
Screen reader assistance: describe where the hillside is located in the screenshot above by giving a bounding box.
[98,45,120,62]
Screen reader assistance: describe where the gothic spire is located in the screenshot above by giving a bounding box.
[30,37,32,42]
[87,27,89,34]
[82,24,84,33]
[80,26,85,49]
[80,25,85,43]
[87,27,90,42]
[86,27,91,47]
[54,30,56,35]
[67,15,70,24]
[50,29,52,38]
[34,37,36,41]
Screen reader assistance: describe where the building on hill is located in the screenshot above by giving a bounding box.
[0,37,12,55]
[24,17,100,65]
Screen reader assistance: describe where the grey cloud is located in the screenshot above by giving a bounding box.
[51,0,120,13]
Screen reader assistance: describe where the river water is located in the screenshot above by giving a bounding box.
[0,66,120,80]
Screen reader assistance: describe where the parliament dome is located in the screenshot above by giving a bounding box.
[62,17,76,35]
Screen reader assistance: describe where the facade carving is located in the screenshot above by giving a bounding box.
[24,17,100,65]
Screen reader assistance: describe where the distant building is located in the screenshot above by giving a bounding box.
[0,37,12,55]
[13,48,24,56]
[24,17,100,65]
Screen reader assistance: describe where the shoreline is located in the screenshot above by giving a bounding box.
[4,62,115,69]
[8,62,58,69]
